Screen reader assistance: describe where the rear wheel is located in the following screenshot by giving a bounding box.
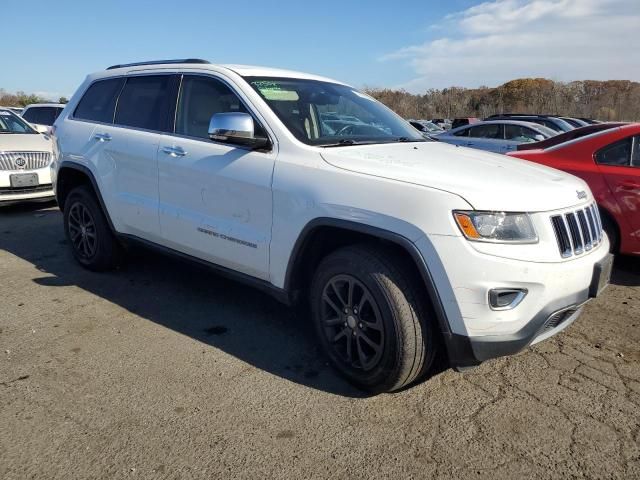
[310,244,436,393]
[63,185,122,271]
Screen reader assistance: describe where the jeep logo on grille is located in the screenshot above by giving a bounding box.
[14,157,26,168]
[576,190,587,200]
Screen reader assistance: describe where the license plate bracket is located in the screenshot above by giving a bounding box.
[589,254,614,298]
[9,173,39,188]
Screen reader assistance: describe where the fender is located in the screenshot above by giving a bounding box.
[282,217,475,365]
[57,161,117,233]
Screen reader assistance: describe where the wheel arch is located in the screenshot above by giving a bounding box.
[56,162,116,233]
[598,204,620,252]
[283,218,454,340]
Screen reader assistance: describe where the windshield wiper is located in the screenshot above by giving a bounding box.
[320,139,363,148]
[393,137,426,143]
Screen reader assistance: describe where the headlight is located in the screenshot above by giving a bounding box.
[453,211,538,243]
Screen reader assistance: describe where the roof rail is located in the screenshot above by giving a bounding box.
[106,59,210,70]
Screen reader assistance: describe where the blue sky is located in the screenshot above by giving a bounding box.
[3,0,639,99]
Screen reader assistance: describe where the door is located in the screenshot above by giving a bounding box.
[595,135,640,233]
[96,74,177,240]
[158,74,275,280]
[502,124,545,153]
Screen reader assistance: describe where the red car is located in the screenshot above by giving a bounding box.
[508,124,640,256]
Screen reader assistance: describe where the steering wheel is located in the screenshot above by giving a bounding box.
[336,125,355,136]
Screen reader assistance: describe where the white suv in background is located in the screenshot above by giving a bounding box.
[51,59,612,393]
[0,108,55,205]
[21,103,66,134]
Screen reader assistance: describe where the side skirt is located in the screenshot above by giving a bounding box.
[116,233,292,306]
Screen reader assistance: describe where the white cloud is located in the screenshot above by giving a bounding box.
[382,0,640,92]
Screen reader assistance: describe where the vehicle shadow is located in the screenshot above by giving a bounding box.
[611,254,640,287]
[1,204,374,396]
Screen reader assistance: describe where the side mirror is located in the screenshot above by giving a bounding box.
[208,112,269,149]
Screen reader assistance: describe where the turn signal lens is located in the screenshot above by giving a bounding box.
[454,213,481,239]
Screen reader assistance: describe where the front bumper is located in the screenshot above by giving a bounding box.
[450,288,588,368]
[414,230,612,368]
[0,166,54,204]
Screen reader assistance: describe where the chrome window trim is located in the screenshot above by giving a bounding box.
[67,71,277,153]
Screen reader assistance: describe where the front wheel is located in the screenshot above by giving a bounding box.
[310,245,436,393]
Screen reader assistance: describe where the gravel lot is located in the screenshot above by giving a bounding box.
[1,202,639,479]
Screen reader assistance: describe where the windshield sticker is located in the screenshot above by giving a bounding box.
[252,81,300,101]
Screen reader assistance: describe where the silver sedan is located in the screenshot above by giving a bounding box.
[433,120,557,153]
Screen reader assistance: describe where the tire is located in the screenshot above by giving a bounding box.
[310,244,436,393]
[600,212,619,254]
[63,185,122,271]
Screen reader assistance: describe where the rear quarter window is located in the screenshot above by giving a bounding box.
[74,78,125,123]
[595,138,632,166]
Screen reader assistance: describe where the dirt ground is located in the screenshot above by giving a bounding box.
[1,202,639,480]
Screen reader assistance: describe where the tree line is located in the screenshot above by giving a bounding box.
[365,78,640,122]
[3,78,639,121]
[0,89,68,107]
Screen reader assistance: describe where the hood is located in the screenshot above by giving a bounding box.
[0,133,52,153]
[320,142,590,212]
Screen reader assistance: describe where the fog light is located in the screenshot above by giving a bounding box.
[489,288,528,310]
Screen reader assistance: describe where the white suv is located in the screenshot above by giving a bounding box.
[51,59,612,393]
[21,103,66,134]
[0,108,55,204]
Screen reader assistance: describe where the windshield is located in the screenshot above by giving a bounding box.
[246,77,425,146]
[0,110,37,134]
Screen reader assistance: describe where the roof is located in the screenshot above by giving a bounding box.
[23,103,66,108]
[95,60,346,86]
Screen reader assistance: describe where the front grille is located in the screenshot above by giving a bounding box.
[0,184,53,195]
[0,151,51,171]
[550,203,604,258]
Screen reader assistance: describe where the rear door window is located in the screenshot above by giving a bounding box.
[114,75,173,132]
[74,78,125,123]
[595,138,632,166]
[468,124,501,139]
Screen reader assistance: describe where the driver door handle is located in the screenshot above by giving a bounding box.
[94,132,111,142]
[162,146,187,157]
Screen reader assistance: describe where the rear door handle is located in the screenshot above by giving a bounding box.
[162,146,187,157]
[94,132,111,142]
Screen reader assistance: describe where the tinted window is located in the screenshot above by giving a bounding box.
[453,127,469,137]
[74,78,125,123]
[468,124,501,139]
[504,124,543,142]
[175,76,266,139]
[596,138,632,166]
[114,75,172,131]
[23,107,60,126]
[632,137,640,167]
